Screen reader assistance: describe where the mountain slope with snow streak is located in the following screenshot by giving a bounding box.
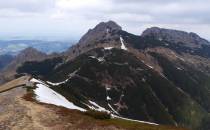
[30,78,86,111]
[120,36,127,50]
[16,20,210,130]
[30,78,160,126]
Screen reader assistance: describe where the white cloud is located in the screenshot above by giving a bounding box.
[0,0,55,12]
[56,0,108,10]
[0,0,209,40]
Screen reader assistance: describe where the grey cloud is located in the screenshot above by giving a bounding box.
[0,0,55,12]
[110,0,210,24]
[0,0,209,40]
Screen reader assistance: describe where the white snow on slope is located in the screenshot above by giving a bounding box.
[47,79,68,86]
[108,104,119,115]
[104,47,114,50]
[106,28,110,33]
[120,36,127,50]
[176,67,183,70]
[146,64,154,69]
[30,78,86,112]
[88,100,109,112]
[107,96,111,101]
[112,115,159,125]
[46,69,79,86]
[88,100,157,126]
[89,56,105,62]
[30,78,44,84]
[106,87,111,91]
[158,37,163,41]
[30,79,158,125]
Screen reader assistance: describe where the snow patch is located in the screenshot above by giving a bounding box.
[98,57,105,62]
[146,64,154,69]
[108,104,119,115]
[30,78,44,84]
[141,60,145,63]
[31,78,86,111]
[88,100,109,112]
[104,47,114,50]
[46,69,79,86]
[112,115,159,125]
[88,100,158,125]
[34,83,86,111]
[107,96,111,101]
[89,56,105,62]
[89,56,96,59]
[47,79,68,86]
[120,36,127,50]
[176,67,183,70]
[158,37,163,41]
[106,28,110,33]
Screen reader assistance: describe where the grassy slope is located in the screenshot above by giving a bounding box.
[23,86,188,130]
[51,103,189,130]
[151,52,210,129]
[49,49,205,129]
[0,76,30,93]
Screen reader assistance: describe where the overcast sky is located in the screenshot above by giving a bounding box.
[0,0,209,41]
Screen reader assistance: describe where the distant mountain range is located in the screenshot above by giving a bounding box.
[0,54,14,71]
[1,21,210,130]
[0,40,73,55]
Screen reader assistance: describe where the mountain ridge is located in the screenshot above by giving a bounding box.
[141,27,209,48]
[2,21,210,130]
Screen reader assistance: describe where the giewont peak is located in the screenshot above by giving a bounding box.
[94,21,122,31]
[78,21,122,44]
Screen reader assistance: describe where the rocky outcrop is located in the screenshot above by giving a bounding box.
[65,21,124,59]
[78,20,122,45]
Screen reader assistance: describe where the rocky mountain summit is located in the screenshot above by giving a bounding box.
[79,21,122,44]
[142,27,209,48]
[65,21,125,59]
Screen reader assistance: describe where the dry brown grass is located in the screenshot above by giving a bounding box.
[0,76,30,93]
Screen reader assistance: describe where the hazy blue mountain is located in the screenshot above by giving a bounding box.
[0,54,14,71]
[0,40,74,55]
